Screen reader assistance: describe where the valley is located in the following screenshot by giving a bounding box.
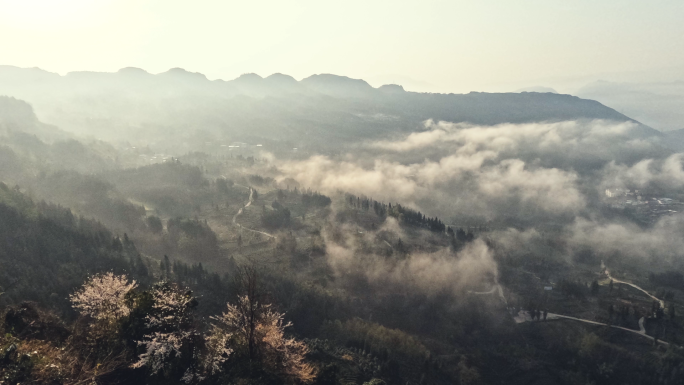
[1,73,684,385]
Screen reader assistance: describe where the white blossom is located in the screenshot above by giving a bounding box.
[212,295,315,383]
[69,272,137,321]
[200,323,234,376]
[133,282,196,374]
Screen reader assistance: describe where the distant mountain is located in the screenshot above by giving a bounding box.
[378,84,406,94]
[0,96,71,142]
[0,96,36,128]
[663,128,684,152]
[300,74,376,98]
[0,66,661,152]
[515,86,558,93]
[0,96,119,181]
[576,80,684,131]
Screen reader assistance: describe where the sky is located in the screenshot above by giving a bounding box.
[0,0,683,93]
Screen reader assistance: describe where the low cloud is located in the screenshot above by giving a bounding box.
[372,120,649,158]
[278,120,682,222]
[568,216,684,264]
[323,220,498,296]
[280,136,585,220]
[278,119,684,274]
[601,153,684,190]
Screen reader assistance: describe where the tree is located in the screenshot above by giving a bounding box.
[262,207,291,229]
[70,272,137,323]
[162,255,171,278]
[259,309,315,383]
[133,282,198,377]
[590,280,599,296]
[211,295,315,383]
[146,215,163,234]
[216,265,316,382]
[233,265,261,359]
[216,178,232,194]
[201,322,234,377]
[396,238,407,257]
[457,356,481,385]
[70,272,138,370]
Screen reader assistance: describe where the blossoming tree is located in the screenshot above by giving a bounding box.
[70,272,137,322]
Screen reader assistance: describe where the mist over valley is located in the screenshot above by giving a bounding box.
[1,2,684,383]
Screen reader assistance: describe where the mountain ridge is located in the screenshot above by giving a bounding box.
[0,65,662,152]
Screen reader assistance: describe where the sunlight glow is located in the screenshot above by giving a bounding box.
[0,0,108,28]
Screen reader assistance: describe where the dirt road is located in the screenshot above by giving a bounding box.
[232,188,275,239]
[514,310,669,346]
[605,268,665,308]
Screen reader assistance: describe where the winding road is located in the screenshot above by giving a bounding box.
[469,283,507,305]
[232,188,275,239]
[514,310,668,346]
[511,263,673,346]
[604,267,665,308]
[466,263,672,346]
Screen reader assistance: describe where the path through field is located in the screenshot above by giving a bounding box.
[604,266,665,308]
[514,310,668,345]
[509,263,673,346]
[232,188,275,239]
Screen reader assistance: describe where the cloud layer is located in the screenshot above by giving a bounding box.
[278,120,683,221]
[275,119,684,279]
[322,220,499,296]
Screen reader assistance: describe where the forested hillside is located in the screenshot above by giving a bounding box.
[0,182,145,313]
[4,0,684,383]
[1,83,683,385]
[3,179,684,385]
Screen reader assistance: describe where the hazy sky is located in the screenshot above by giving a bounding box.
[1,0,683,93]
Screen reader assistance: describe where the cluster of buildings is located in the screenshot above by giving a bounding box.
[116,146,172,167]
[121,142,265,166]
[604,188,679,224]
